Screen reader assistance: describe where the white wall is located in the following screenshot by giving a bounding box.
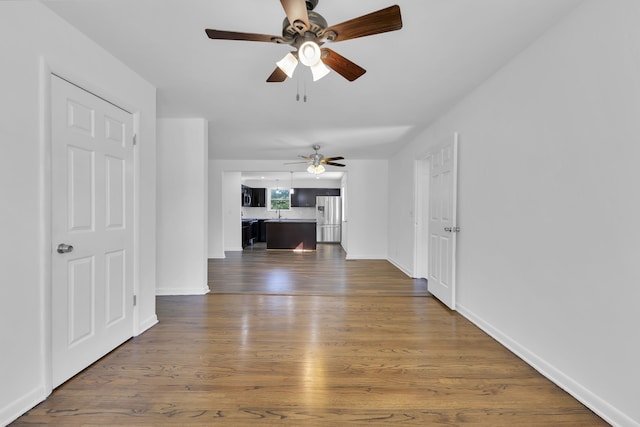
[342,160,388,260]
[388,1,640,425]
[223,171,242,252]
[0,2,157,425]
[242,178,342,188]
[340,174,349,253]
[157,119,209,295]
[208,159,388,259]
[208,159,225,258]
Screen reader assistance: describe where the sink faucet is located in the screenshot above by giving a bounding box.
[277,210,281,219]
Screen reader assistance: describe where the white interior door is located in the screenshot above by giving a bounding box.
[51,75,134,387]
[428,134,459,310]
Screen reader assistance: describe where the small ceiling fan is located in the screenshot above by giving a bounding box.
[286,144,345,174]
[205,0,402,82]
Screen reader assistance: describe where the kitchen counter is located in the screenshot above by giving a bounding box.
[263,219,316,223]
[265,219,316,250]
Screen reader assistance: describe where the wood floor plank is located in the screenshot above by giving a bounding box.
[208,243,429,296]
[11,245,606,426]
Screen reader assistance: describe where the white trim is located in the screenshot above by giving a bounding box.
[156,287,210,296]
[412,156,431,280]
[136,315,159,335]
[345,254,387,260]
[208,252,227,259]
[456,303,636,427]
[0,385,47,427]
[387,256,413,277]
[412,160,420,278]
[132,111,142,336]
[38,56,53,401]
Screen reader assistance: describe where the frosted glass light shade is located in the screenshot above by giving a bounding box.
[310,61,331,81]
[299,41,321,66]
[276,52,298,78]
[307,164,325,174]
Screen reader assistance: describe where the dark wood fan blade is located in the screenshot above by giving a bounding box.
[205,29,280,43]
[267,67,288,83]
[321,48,366,81]
[322,156,344,162]
[325,162,346,167]
[321,5,402,42]
[280,0,310,33]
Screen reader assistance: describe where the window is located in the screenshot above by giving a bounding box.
[268,188,291,210]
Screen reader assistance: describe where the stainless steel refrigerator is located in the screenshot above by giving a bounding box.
[316,196,341,243]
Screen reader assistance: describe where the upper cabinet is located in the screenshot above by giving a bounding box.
[241,186,266,207]
[291,188,340,207]
[251,188,266,207]
[243,186,339,208]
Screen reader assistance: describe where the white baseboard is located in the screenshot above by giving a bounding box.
[156,286,210,296]
[387,257,413,277]
[345,253,386,260]
[457,303,637,427]
[135,314,158,336]
[208,251,227,259]
[0,384,47,427]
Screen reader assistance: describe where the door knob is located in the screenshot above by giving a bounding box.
[444,227,460,233]
[57,243,74,254]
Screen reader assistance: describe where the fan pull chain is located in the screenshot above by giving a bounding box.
[296,75,308,102]
[296,78,300,101]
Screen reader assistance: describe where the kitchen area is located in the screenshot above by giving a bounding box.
[240,173,343,251]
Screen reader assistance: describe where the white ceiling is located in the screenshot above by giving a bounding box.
[42,0,582,176]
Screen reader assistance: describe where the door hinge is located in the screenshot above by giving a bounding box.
[133,295,137,306]
[133,134,137,146]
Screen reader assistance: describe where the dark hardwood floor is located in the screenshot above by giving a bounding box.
[209,243,429,296]
[12,244,606,426]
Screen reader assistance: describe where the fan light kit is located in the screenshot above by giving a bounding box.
[205,0,402,83]
[307,164,325,174]
[285,144,345,174]
[276,53,298,78]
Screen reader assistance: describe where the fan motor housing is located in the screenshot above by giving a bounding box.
[282,11,327,39]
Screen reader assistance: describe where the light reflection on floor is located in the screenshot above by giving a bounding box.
[263,268,296,293]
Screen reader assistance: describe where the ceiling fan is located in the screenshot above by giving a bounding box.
[205,0,402,82]
[287,144,345,174]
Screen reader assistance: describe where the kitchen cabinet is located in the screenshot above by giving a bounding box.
[291,188,340,207]
[241,219,258,248]
[257,219,267,242]
[251,188,266,207]
[265,219,316,250]
[241,186,266,207]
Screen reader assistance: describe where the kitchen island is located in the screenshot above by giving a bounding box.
[265,219,316,250]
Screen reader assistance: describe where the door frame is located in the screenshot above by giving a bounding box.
[413,156,431,279]
[39,59,142,394]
